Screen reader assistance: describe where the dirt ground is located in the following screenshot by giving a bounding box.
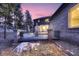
[0,41,67,56]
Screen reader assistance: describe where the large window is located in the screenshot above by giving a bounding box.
[45,18,49,22]
[39,25,48,32]
[68,4,79,28]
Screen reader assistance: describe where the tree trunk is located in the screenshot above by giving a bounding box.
[4,17,6,40]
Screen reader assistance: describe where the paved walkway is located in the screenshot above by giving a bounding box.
[54,40,79,56]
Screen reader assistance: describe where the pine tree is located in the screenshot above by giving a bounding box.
[0,3,21,39]
[25,10,33,32]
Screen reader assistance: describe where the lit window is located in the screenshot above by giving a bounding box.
[68,4,79,28]
[39,25,48,32]
[45,19,49,22]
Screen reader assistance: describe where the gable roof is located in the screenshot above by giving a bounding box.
[33,16,50,21]
[50,3,69,21]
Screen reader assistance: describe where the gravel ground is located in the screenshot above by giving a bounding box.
[0,41,67,56]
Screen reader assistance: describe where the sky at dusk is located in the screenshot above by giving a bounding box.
[21,3,62,19]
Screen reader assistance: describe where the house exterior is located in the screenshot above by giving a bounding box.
[49,3,79,45]
[33,16,50,35]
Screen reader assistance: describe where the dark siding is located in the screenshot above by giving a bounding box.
[49,3,79,45]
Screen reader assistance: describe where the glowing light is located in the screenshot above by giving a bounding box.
[69,4,79,28]
[39,25,48,32]
[45,19,49,22]
[77,7,79,10]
